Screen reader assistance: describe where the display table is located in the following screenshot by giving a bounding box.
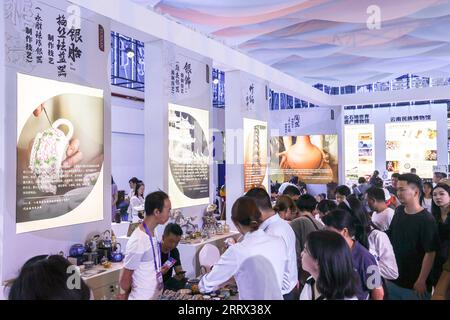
[82,262,123,300]
[178,231,240,279]
[109,232,240,280]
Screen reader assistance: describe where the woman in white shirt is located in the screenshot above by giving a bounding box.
[199,196,287,300]
[128,182,145,222]
[300,230,359,300]
[127,177,139,200]
[422,182,433,213]
[367,225,399,281]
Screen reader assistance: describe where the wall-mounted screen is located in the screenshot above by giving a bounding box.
[270,135,338,184]
[16,74,104,233]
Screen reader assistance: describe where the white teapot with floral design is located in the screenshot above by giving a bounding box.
[29,118,74,194]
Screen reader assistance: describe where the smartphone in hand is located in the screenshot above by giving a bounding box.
[162,257,177,269]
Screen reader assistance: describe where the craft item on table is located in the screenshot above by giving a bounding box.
[202,204,222,237]
[170,209,198,234]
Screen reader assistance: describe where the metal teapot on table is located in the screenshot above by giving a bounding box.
[110,243,124,262]
[98,230,112,249]
[86,234,100,253]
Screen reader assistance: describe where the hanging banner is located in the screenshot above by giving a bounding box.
[344,124,375,184]
[168,103,210,209]
[243,118,268,192]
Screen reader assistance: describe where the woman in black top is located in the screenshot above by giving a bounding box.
[431,183,450,284]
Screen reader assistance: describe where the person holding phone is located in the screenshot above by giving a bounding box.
[160,223,186,290]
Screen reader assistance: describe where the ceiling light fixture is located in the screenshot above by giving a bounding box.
[213,78,219,85]
[125,47,135,59]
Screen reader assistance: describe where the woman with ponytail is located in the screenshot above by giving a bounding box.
[343,195,399,283]
[199,196,288,300]
[323,209,384,300]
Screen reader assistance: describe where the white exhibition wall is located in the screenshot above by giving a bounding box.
[269,106,342,196]
[111,95,145,192]
[225,71,269,227]
[0,0,111,282]
[343,103,448,181]
[145,40,213,233]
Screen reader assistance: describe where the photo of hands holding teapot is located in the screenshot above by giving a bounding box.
[32,104,83,169]
[27,104,83,194]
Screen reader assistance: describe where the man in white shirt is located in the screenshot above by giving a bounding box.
[246,187,299,300]
[367,187,395,231]
[118,191,172,300]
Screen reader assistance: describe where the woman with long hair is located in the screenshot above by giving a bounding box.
[344,196,399,282]
[323,208,384,300]
[422,182,433,213]
[128,182,145,222]
[300,230,359,300]
[431,182,450,285]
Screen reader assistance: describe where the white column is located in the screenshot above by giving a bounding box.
[144,40,168,193]
[224,71,244,229]
[0,0,6,282]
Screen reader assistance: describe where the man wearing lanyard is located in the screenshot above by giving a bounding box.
[118,191,171,300]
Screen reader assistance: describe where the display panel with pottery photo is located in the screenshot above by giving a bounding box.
[270,135,338,184]
[16,74,104,233]
[243,118,268,192]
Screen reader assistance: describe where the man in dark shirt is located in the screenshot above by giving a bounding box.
[160,223,186,290]
[387,174,439,300]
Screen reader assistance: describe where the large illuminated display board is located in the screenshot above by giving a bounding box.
[385,121,437,178]
[270,135,338,184]
[168,103,210,209]
[16,74,104,233]
[344,124,375,184]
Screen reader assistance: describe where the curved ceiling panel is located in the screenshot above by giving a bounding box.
[133,0,450,86]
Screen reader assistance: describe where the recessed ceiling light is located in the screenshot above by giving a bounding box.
[213,78,219,85]
[125,47,135,59]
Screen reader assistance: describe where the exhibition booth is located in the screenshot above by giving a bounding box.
[0,0,449,300]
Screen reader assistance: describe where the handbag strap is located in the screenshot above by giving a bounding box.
[304,215,320,231]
